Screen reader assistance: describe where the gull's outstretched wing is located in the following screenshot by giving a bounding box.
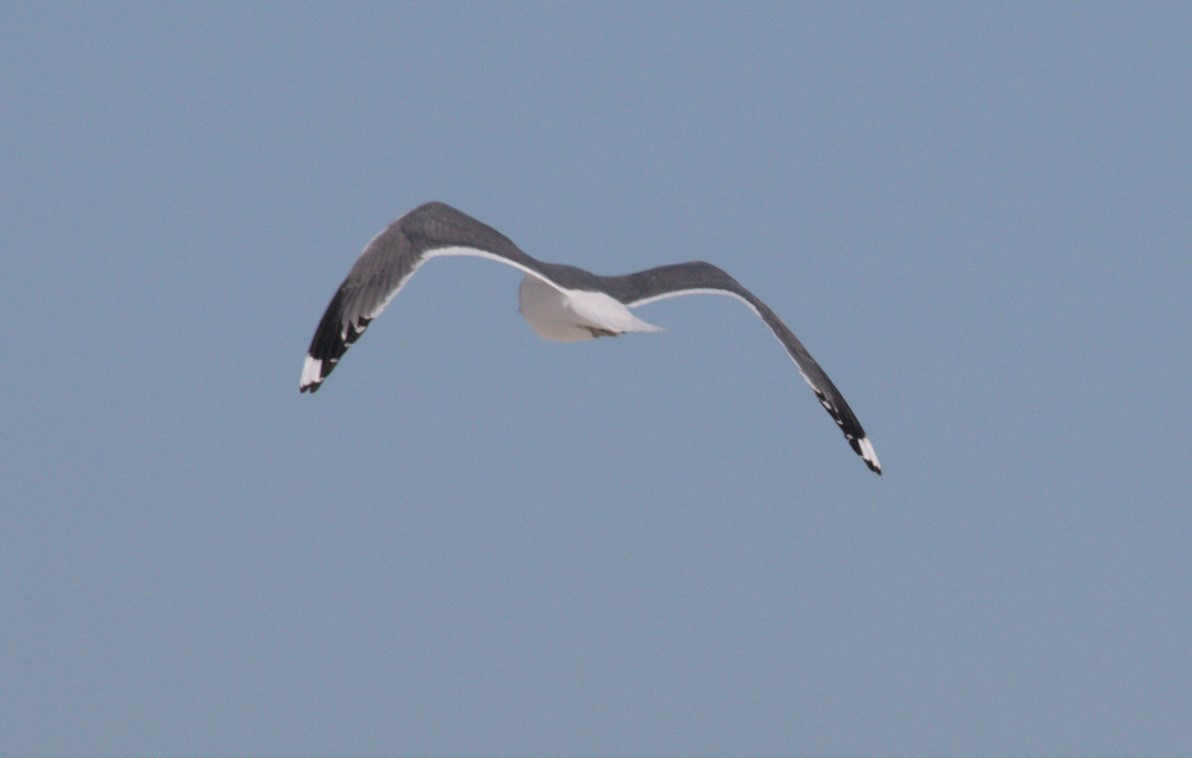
[300,202,552,392]
[605,262,881,474]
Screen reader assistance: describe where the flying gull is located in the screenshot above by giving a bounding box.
[300,201,881,474]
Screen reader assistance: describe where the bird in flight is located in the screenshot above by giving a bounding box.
[300,202,881,474]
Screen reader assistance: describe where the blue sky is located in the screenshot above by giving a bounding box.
[3,3,1189,754]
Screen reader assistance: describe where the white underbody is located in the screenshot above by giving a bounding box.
[517,274,663,342]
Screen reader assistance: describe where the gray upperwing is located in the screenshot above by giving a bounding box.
[301,202,555,392]
[608,261,881,473]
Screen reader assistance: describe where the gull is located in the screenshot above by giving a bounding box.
[300,202,881,474]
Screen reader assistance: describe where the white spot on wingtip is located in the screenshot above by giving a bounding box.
[300,355,323,390]
[857,436,881,473]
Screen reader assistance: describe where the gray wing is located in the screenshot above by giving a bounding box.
[299,202,551,392]
[602,262,882,474]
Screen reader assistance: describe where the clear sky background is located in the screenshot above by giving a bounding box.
[3,3,1189,755]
